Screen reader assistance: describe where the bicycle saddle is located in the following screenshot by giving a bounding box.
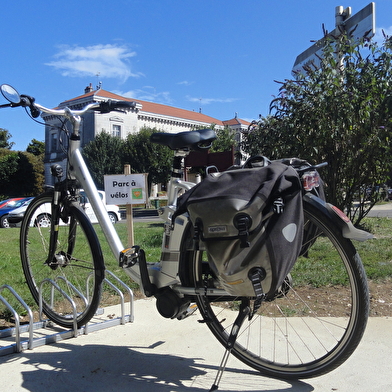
[150,129,216,151]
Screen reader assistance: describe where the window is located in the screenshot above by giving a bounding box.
[112,124,121,137]
[50,132,58,152]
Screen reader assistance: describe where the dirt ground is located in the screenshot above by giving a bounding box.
[368,280,392,316]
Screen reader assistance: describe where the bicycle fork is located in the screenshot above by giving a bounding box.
[45,168,65,268]
[45,204,60,268]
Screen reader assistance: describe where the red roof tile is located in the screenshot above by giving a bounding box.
[222,117,251,126]
[61,89,224,125]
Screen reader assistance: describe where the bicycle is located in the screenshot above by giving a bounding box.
[0,84,370,381]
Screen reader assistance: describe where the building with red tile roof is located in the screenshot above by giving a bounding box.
[43,85,250,184]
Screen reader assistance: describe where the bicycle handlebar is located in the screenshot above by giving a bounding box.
[0,84,138,118]
[30,99,137,118]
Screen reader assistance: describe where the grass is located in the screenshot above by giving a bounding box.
[0,216,391,318]
[0,221,164,318]
[93,221,164,283]
[357,218,392,280]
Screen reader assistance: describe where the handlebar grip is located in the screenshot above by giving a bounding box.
[20,94,41,118]
[98,100,137,113]
[20,94,33,107]
[29,105,41,118]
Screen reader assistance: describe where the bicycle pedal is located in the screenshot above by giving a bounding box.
[119,246,141,268]
[178,303,198,320]
[188,303,198,314]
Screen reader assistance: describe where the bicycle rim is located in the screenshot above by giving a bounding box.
[20,193,105,328]
[186,201,369,379]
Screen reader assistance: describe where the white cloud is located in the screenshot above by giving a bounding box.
[186,95,238,105]
[177,80,194,86]
[115,86,173,104]
[46,44,141,81]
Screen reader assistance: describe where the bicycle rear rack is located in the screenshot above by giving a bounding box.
[0,270,134,356]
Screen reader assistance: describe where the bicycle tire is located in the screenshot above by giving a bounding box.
[20,192,105,328]
[182,199,369,379]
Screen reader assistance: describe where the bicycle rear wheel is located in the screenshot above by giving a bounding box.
[183,200,369,379]
[20,192,105,328]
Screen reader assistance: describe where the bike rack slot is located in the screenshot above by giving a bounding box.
[0,285,34,352]
[104,270,134,323]
[54,276,89,308]
[39,278,78,336]
[0,270,134,357]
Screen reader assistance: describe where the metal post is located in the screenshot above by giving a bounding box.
[335,6,352,28]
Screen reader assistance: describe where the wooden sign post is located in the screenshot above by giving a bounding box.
[124,164,134,247]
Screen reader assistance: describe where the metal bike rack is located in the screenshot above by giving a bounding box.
[0,270,134,357]
[101,270,134,324]
[0,285,34,353]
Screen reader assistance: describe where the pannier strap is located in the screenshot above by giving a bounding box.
[233,214,252,248]
[193,220,201,250]
[248,267,266,318]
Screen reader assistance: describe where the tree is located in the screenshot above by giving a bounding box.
[0,150,44,196]
[27,139,45,156]
[123,127,172,191]
[210,125,236,153]
[0,131,44,197]
[242,31,392,225]
[82,128,172,194]
[0,128,14,149]
[82,131,125,189]
[12,152,44,195]
[0,150,19,193]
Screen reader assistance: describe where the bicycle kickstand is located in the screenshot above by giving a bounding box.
[209,299,250,392]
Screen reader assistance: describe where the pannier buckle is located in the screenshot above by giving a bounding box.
[273,197,284,214]
[234,214,252,248]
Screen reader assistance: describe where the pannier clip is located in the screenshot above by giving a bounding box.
[233,214,252,248]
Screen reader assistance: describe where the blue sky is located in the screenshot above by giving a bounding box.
[1,0,391,150]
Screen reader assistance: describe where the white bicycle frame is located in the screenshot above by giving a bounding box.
[35,102,210,296]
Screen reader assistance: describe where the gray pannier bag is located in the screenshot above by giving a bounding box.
[174,160,304,300]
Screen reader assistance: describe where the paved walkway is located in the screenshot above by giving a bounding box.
[0,298,391,391]
[367,202,392,217]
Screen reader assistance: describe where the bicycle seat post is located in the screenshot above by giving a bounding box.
[171,153,185,180]
[165,150,189,217]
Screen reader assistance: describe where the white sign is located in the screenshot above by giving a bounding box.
[104,173,147,205]
[292,2,375,73]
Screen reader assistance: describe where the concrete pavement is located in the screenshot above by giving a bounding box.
[0,298,391,392]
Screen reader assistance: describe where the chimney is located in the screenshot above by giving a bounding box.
[84,83,94,94]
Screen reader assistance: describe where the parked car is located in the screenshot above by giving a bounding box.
[8,190,120,227]
[0,197,33,228]
[8,200,55,228]
[79,190,121,224]
[0,197,24,209]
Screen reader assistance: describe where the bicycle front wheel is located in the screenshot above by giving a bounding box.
[184,200,369,379]
[20,192,105,328]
